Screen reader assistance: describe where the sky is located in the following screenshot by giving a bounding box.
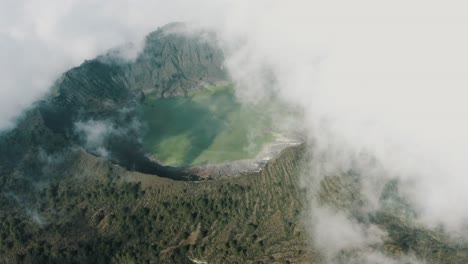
[2,0,468,262]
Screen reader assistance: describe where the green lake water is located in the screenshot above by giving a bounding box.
[138,86,276,166]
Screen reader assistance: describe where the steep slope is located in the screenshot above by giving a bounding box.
[124,22,226,98]
[0,145,316,264]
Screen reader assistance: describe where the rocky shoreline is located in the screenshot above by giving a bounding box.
[179,134,303,179]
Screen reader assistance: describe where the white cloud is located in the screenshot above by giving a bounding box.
[218,0,468,231]
[311,205,385,259]
[75,120,114,148]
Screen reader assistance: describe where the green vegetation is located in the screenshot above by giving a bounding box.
[139,85,277,166]
[0,145,313,263]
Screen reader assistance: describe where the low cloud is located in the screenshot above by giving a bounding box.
[74,119,123,158]
[311,205,385,259]
[75,120,114,149]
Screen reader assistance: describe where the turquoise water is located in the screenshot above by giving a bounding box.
[138,86,275,166]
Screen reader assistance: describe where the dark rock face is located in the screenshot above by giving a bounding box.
[40,60,130,136]
[125,23,226,98]
[52,60,130,113]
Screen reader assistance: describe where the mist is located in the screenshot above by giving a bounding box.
[216,1,468,261]
[218,0,468,227]
[3,0,468,262]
